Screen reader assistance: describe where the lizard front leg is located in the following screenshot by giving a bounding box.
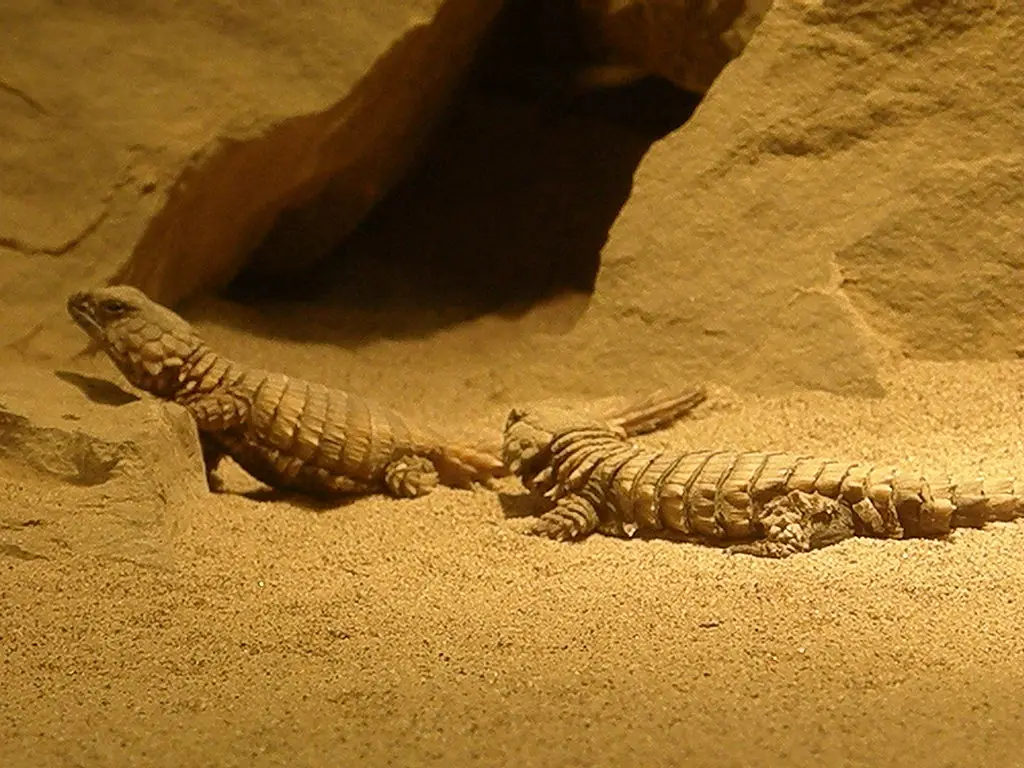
[199,436,228,492]
[179,389,251,432]
[179,390,250,493]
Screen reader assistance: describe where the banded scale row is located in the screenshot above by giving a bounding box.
[528,428,1024,542]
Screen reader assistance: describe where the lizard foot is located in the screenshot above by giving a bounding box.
[200,438,227,494]
[384,456,439,498]
[527,494,599,541]
[728,490,856,558]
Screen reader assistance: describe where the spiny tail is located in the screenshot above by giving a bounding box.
[604,385,708,437]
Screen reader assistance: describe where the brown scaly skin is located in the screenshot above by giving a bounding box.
[502,412,1024,558]
[67,285,506,499]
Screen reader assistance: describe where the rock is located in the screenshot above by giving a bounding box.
[0,0,504,351]
[573,0,775,94]
[0,365,206,567]
[566,0,1024,396]
[6,0,1022,404]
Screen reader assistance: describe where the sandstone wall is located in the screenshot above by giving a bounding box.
[570,0,1024,395]
[0,0,505,350]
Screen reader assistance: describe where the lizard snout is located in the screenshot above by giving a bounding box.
[67,291,91,315]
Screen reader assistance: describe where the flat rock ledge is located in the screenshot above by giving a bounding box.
[0,365,207,568]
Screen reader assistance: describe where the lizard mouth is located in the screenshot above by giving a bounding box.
[66,293,105,343]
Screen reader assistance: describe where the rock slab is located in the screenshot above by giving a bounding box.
[0,365,207,567]
[569,0,1024,396]
[0,0,504,352]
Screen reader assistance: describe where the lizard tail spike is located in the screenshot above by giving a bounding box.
[605,385,708,437]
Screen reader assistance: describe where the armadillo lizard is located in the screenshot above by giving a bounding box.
[501,408,1024,557]
[66,285,511,498]
[68,285,708,500]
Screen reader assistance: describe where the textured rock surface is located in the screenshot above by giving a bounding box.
[573,0,1024,395]
[0,0,503,350]
[575,0,775,93]
[0,365,206,567]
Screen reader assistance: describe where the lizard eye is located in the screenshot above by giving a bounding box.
[100,299,129,316]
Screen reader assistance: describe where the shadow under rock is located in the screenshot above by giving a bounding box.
[222,77,700,347]
[54,370,141,406]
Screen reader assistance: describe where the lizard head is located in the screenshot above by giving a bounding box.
[501,406,603,494]
[67,285,205,397]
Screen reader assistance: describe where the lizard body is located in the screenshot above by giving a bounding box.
[502,409,1024,557]
[68,285,503,498]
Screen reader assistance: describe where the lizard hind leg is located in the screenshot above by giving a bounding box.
[728,490,857,558]
[384,455,440,498]
[528,493,600,542]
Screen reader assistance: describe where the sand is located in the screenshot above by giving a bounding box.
[3,2,1023,763]
[4,327,1024,766]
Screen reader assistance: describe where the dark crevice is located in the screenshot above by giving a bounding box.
[223,0,701,345]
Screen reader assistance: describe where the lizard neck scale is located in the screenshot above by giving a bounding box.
[67,285,214,400]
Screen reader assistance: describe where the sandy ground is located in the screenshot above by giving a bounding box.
[4,335,1024,767]
[3,1,1022,763]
